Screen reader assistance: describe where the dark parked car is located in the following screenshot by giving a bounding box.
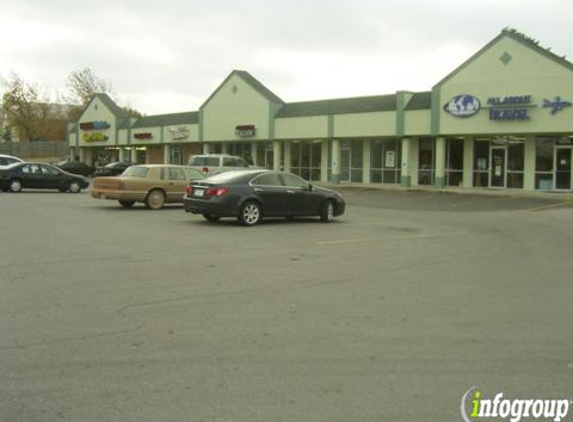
[57,160,95,177]
[0,162,89,193]
[183,169,345,226]
[94,161,133,177]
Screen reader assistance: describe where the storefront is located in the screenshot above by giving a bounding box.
[69,29,573,192]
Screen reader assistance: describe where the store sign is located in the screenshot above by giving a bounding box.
[134,133,153,140]
[235,124,256,137]
[543,97,572,115]
[443,95,481,117]
[83,132,108,142]
[80,121,110,131]
[168,127,190,140]
[487,95,533,121]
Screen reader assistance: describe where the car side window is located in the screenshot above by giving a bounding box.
[251,173,283,187]
[40,165,59,176]
[283,173,309,188]
[167,167,186,181]
[183,168,204,180]
[25,164,41,175]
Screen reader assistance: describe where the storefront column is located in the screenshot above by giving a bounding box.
[69,147,76,161]
[321,140,329,182]
[130,147,137,163]
[435,137,446,188]
[283,140,291,173]
[272,140,282,170]
[221,143,228,154]
[524,135,536,190]
[362,139,371,184]
[203,143,210,154]
[400,138,411,187]
[331,139,340,184]
[463,137,474,188]
[79,147,86,164]
[250,141,258,166]
[163,144,171,164]
[85,148,94,166]
[118,147,125,162]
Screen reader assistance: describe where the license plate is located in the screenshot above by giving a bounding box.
[193,189,205,197]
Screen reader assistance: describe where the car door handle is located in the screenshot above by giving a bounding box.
[254,188,263,192]
[286,190,295,194]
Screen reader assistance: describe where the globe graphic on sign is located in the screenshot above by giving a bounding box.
[444,94,481,117]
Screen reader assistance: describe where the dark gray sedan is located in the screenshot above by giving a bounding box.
[0,162,89,193]
[183,170,345,226]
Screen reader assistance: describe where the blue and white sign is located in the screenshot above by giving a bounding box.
[443,94,481,117]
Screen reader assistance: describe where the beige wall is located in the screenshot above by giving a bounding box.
[405,110,431,136]
[440,36,573,135]
[275,116,328,139]
[334,112,395,137]
[132,127,162,145]
[202,74,271,142]
[78,97,116,147]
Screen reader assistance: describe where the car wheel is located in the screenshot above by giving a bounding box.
[119,200,136,208]
[320,199,335,222]
[68,181,81,193]
[145,189,165,210]
[203,214,221,222]
[9,179,22,193]
[238,201,261,226]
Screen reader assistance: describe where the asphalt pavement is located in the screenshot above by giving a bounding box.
[1,188,572,422]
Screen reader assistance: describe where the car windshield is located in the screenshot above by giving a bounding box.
[122,167,148,177]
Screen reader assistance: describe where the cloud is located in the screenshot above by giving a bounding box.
[1,0,573,114]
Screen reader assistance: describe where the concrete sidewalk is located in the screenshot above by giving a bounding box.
[317,181,573,200]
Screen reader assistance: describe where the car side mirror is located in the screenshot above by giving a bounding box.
[308,183,314,191]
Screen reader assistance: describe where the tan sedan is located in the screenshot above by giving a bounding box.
[91,164,205,209]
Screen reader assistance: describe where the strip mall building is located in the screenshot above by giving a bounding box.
[68,29,573,191]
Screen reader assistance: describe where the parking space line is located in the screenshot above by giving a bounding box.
[517,200,573,212]
[315,231,467,245]
[450,196,514,207]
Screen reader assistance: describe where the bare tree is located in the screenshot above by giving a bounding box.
[1,72,53,141]
[65,67,114,106]
[65,68,142,119]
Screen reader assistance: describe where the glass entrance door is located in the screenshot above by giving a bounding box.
[555,147,572,190]
[490,148,506,188]
[340,148,351,182]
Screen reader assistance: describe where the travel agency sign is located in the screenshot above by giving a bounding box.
[443,94,571,121]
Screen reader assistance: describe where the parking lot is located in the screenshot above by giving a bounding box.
[1,188,572,422]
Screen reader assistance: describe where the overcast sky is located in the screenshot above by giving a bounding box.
[1,0,572,115]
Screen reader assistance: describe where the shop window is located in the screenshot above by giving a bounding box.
[446,138,464,187]
[418,138,434,185]
[290,141,322,181]
[370,139,401,185]
[473,140,489,187]
[535,137,554,190]
[350,141,363,183]
[506,141,524,189]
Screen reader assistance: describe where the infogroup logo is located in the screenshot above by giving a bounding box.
[461,386,571,422]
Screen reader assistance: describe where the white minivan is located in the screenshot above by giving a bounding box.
[188,154,252,175]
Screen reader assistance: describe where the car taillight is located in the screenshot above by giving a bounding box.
[202,167,209,173]
[208,187,229,197]
[185,185,192,196]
